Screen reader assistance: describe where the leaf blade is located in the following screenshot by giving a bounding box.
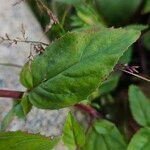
[21,28,140,109]
[129,85,150,126]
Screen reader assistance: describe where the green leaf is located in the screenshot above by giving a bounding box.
[142,0,150,14]
[21,95,32,115]
[0,131,59,150]
[142,31,150,51]
[62,112,85,150]
[0,108,15,131]
[20,28,140,109]
[127,127,150,150]
[82,120,127,150]
[99,73,120,95]
[95,0,142,25]
[129,85,150,126]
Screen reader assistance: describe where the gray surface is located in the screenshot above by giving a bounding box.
[0,1,69,145]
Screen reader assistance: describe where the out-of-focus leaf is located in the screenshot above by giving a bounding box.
[142,31,150,50]
[82,120,127,150]
[0,131,59,150]
[0,109,15,131]
[129,85,150,126]
[62,112,85,150]
[142,0,150,14]
[99,73,120,95]
[14,104,25,119]
[127,127,150,150]
[20,29,140,109]
[95,0,142,25]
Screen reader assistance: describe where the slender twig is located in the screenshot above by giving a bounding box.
[120,68,150,82]
[0,63,22,68]
[0,89,24,99]
[116,64,150,82]
[0,36,49,46]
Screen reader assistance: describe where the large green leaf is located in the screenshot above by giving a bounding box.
[82,120,127,150]
[0,131,59,150]
[62,112,85,150]
[129,85,150,126]
[95,0,142,25]
[20,28,140,109]
[127,127,150,150]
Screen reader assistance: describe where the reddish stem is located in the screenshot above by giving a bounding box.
[0,89,24,99]
[0,89,100,120]
[74,103,99,118]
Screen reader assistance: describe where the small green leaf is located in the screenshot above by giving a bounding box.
[127,127,150,150]
[82,120,126,150]
[13,103,25,119]
[20,28,140,109]
[0,131,59,150]
[21,95,32,115]
[62,112,85,150]
[129,85,150,126]
[0,109,15,131]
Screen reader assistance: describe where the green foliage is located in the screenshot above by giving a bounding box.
[21,95,32,115]
[20,29,140,109]
[127,127,150,150]
[0,101,26,131]
[82,120,127,150]
[142,31,150,51]
[0,108,15,131]
[143,0,150,14]
[95,0,142,25]
[129,85,150,126]
[62,112,85,149]
[0,131,59,150]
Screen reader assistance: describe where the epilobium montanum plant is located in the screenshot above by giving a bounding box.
[0,0,150,150]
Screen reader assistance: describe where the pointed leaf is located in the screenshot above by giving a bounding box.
[129,85,150,126]
[127,127,150,150]
[82,120,126,150]
[62,112,85,150]
[20,28,140,109]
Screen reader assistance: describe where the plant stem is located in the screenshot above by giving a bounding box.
[0,89,24,99]
[74,104,99,118]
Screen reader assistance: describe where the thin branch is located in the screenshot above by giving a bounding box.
[120,69,150,82]
[0,89,24,99]
[0,35,49,46]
